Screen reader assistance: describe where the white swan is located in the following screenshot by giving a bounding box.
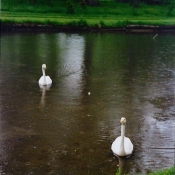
[39,64,52,86]
[111,117,133,157]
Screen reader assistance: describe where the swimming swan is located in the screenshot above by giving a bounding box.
[39,64,52,86]
[111,117,133,157]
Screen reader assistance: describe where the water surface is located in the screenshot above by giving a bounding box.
[0,32,175,175]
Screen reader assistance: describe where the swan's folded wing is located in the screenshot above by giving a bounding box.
[46,76,52,85]
[124,137,133,155]
[39,76,44,84]
[111,136,121,154]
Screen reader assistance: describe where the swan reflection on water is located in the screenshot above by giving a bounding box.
[116,156,130,175]
[39,84,51,107]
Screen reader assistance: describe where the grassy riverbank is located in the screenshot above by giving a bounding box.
[147,166,175,175]
[115,167,175,175]
[1,1,175,27]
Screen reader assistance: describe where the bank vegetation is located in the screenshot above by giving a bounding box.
[1,0,175,28]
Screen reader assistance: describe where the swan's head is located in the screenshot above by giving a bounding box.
[120,117,126,125]
[42,64,46,69]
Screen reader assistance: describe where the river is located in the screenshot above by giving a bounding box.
[0,32,174,175]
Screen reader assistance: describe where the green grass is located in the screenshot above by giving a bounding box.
[147,166,175,175]
[1,1,175,27]
[1,13,175,27]
[115,166,175,175]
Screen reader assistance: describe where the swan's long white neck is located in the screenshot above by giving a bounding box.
[120,124,126,155]
[42,67,46,84]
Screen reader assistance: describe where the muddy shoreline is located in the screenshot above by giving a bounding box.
[1,23,175,33]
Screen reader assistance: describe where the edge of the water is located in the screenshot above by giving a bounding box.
[1,23,175,33]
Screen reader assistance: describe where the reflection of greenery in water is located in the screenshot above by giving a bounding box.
[149,97,167,108]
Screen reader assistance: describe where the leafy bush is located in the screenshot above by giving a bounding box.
[79,0,87,9]
[67,1,76,14]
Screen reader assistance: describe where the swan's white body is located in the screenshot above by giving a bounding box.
[111,117,133,157]
[39,64,52,86]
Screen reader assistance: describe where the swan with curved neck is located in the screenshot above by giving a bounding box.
[111,117,133,157]
[39,64,52,86]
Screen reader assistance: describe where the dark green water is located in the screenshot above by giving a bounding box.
[0,32,174,175]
